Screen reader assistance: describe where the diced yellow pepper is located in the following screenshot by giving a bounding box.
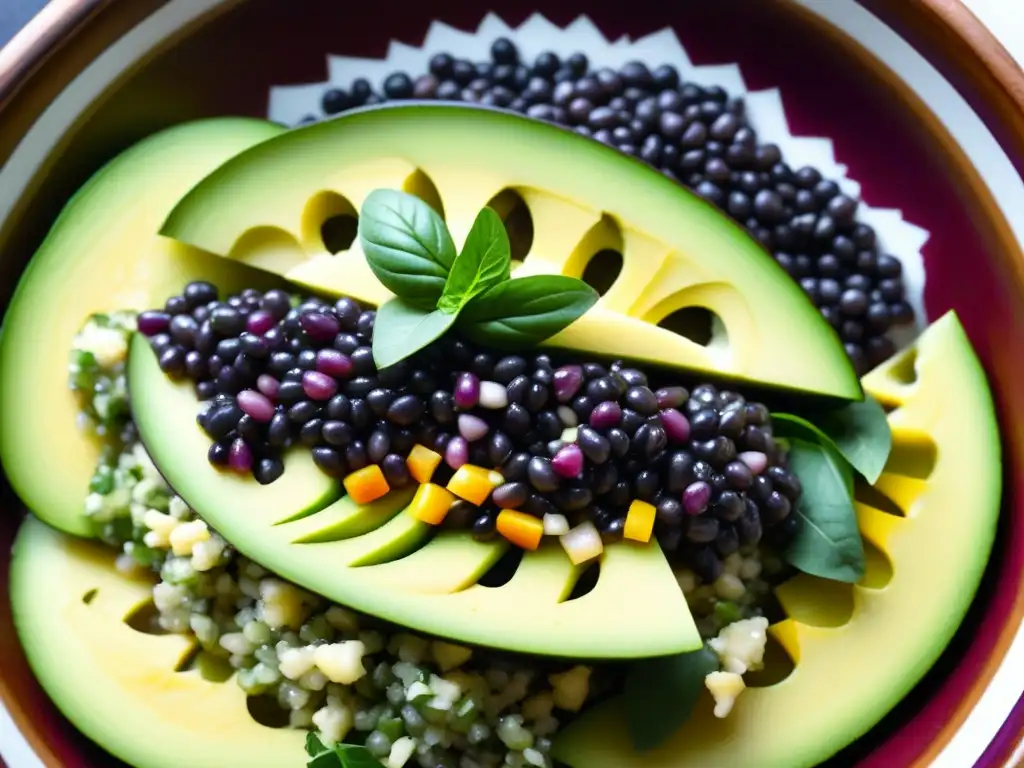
[409,483,457,525]
[624,499,656,543]
[446,464,504,505]
[343,464,390,505]
[406,444,443,484]
[497,510,544,551]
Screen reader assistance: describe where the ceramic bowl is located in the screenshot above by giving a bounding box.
[2,1,1024,766]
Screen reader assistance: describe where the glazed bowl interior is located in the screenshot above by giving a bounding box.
[2,0,1024,766]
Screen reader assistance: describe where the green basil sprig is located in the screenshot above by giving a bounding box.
[782,438,866,583]
[773,395,891,484]
[623,645,720,752]
[359,189,598,368]
[305,733,380,767]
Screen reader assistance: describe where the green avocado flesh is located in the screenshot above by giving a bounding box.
[11,516,303,768]
[552,310,1001,767]
[0,118,286,537]
[129,334,698,659]
[161,103,860,401]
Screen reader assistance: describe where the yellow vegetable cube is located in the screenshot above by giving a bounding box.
[624,499,656,543]
[409,483,456,525]
[446,465,504,505]
[406,444,443,484]
[496,510,544,551]
[343,464,390,504]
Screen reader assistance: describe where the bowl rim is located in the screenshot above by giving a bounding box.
[1,1,1024,767]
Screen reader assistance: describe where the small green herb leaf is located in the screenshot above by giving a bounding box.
[332,744,382,768]
[305,733,329,758]
[773,395,891,484]
[358,189,457,309]
[784,438,865,583]
[438,206,511,314]
[371,298,457,369]
[624,646,719,752]
[460,275,599,349]
[304,734,380,768]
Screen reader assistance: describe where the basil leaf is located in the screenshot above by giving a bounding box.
[460,275,599,349]
[371,298,457,369]
[332,744,382,768]
[306,733,330,758]
[773,396,891,484]
[358,189,457,309]
[438,207,511,314]
[784,438,865,583]
[307,752,340,768]
[624,646,719,752]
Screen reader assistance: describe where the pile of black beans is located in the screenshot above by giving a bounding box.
[302,37,914,375]
[137,282,800,581]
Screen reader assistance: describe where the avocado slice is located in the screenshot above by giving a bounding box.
[128,332,700,659]
[160,103,860,401]
[10,516,305,768]
[552,310,1000,767]
[0,118,286,537]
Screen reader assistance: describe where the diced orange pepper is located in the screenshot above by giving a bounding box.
[624,499,656,543]
[409,483,456,525]
[407,444,443,484]
[496,510,544,551]
[343,464,390,505]
[447,465,505,505]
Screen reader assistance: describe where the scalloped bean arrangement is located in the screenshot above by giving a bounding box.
[551,311,1001,768]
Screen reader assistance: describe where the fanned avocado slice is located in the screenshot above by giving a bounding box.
[0,118,286,537]
[128,333,700,658]
[160,103,860,401]
[552,310,1001,767]
[10,516,304,768]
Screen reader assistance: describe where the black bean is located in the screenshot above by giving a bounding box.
[506,375,530,405]
[527,457,560,492]
[502,452,531,482]
[718,408,746,439]
[487,432,513,466]
[633,423,668,460]
[715,523,740,557]
[525,382,550,412]
[430,391,455,424]
[634,469,660,501]
[687,515,720,544]
[288,401,321,424]
[299,419,324,447]
[312,446,346,477]
[203,405,242,440]
[624,386,658,416]
[592,462,619,496]
[553,485,593,512]
[387,394,425,426]
[762,491,792,525]
[576,426,610,464]
[345,442,368,472]
[493,482,529,509]
[381,454,413,489]
[472,511,499,541]
[724,461,754,491]
[504,404,532,437]
[655,497,684,528]
[367,430,391,464]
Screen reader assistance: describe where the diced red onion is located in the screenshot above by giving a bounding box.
[237,389,275,422]
[683,481,712,515]
[553,365,584,403]
[660,408,691,442]
[302,370,337,401]
[458,414,489,442]
[739,451,768,475]
[445,436,469,469]
[454,373,480,409]
[589,401,623,429]
[228,438,253,473]
[316,349,353,379]
[552,444,584,478]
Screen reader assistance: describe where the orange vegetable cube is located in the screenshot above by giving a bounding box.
[343,464,390,505]
[447,465,505,505]
[496,510,544,551]
[407,444,443,484]
[409,483,456,525]
[624,499,656,543]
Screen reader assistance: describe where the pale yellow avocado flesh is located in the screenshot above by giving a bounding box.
[128,329,699,658]
[160,104,860,401]
[552,310,1001,768]
[10,516,304,768]
[0,118,287,536]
